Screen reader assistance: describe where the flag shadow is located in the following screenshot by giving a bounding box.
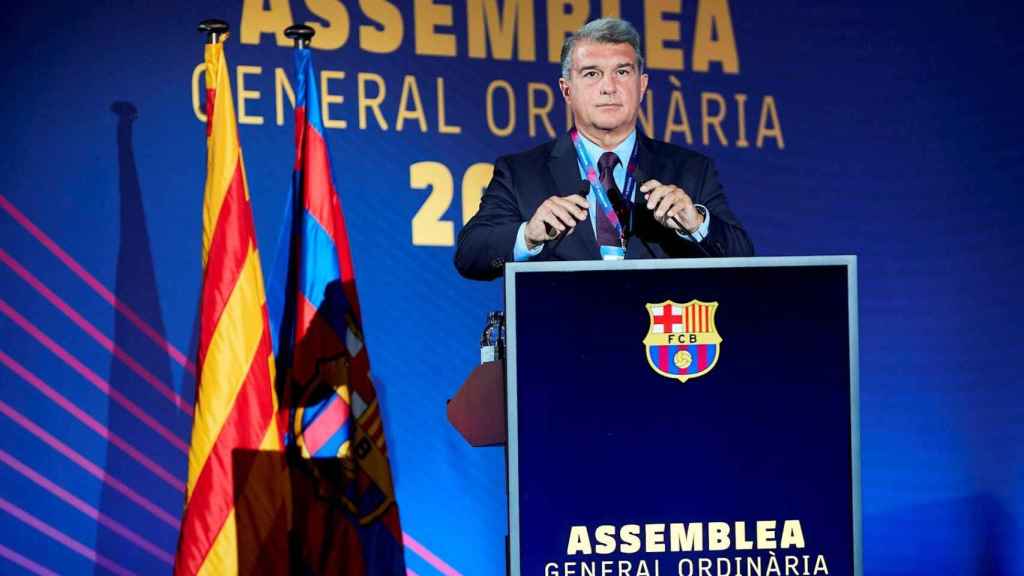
[232,448,290,575]
[279,278,406,574]
[97,101,179,574]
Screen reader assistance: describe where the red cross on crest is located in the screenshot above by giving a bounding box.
[652,304,683,333]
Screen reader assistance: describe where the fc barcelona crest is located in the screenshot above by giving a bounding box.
[643,300,722,383]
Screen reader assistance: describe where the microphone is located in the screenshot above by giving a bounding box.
[634,168,711,257]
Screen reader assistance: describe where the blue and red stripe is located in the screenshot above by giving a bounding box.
[649,344,718,376]
[300,392,350,457]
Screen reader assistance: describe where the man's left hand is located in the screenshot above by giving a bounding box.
[639,179,704,233]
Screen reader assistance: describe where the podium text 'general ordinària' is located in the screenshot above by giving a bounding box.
[544,519,835,576]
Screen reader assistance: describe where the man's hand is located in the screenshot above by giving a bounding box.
[524,195,589,249]
[639,180,704,233]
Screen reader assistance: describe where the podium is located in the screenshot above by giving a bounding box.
[451,256,861,576]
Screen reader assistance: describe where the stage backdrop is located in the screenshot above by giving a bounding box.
[1,1,1022,574]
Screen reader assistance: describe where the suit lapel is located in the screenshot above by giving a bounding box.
[635,131,662,188]
[628,132,664,258]
[548,133,599,259]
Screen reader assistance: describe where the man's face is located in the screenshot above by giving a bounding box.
[560,40,649,143]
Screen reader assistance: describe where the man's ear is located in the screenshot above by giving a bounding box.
[558,77,571,102]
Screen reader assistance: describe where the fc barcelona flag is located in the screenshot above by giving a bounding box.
[268,45,406,574]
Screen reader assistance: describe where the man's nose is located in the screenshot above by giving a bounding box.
[599,74,617,94]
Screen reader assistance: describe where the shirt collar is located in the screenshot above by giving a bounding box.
[577,129,637,168]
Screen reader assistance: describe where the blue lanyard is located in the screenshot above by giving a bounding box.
[570,128,641,246]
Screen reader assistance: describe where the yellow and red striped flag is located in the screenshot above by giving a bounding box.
[174,39,288,575]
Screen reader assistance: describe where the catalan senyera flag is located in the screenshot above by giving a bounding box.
[267,46,405,574]
[175,40,288,576]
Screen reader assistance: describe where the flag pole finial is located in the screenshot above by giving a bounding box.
[284,24,316,48]
[198,19,230,44]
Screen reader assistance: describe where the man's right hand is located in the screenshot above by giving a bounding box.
[523,195,590,249]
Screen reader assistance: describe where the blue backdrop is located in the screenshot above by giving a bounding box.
[1,1,1022,574]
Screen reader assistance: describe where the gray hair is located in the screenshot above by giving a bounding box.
[560,18,645,80]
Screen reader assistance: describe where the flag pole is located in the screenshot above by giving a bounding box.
[198,18,229,44]
[284,24,315,48]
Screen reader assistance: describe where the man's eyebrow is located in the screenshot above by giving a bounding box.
[577,62,634,72]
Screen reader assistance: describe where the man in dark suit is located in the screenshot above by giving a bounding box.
[455,18,753,281]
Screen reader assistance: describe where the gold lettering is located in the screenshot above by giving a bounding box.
[663,77,693,144]
[436,78,462,134]
[644,0,683,71]
[756,95,784,149]
[357,72,388,130]
[669,523,704,552]
[274,67,296,126]
[396,75,428,132]
[240,0,292,46]
[236,65,264,126]
[708,522,731,551]
[594,526,616,555]
[305,0,350,50]
[359,0,403,54]
[701,91,727,146]
[415,0,457,57]
[527,82,556,138]
[321,70,347,129]
[734,93,749,148]
[692,0,740,74]
[602,0,621,18]
[410,161,455,246]
[486,80,516,137]
[780,520,805,549]
[547,0,588,64]
[192,63,207,123]
[467,0,536,61]
[461,162,494,224]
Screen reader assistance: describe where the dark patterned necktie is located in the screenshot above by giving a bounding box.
[596,151,629,247]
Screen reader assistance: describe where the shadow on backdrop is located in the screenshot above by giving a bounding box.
[277,278,406,574]
[96,101,179,573]
[232,448,290,575]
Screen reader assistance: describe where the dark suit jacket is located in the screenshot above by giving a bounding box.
[455,131,754,280]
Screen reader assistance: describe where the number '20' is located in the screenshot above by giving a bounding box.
[410,161,494,247]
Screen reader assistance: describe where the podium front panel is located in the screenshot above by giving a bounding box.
[505,257,860,576]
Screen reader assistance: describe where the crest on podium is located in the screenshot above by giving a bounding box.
[643,300,723,383]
